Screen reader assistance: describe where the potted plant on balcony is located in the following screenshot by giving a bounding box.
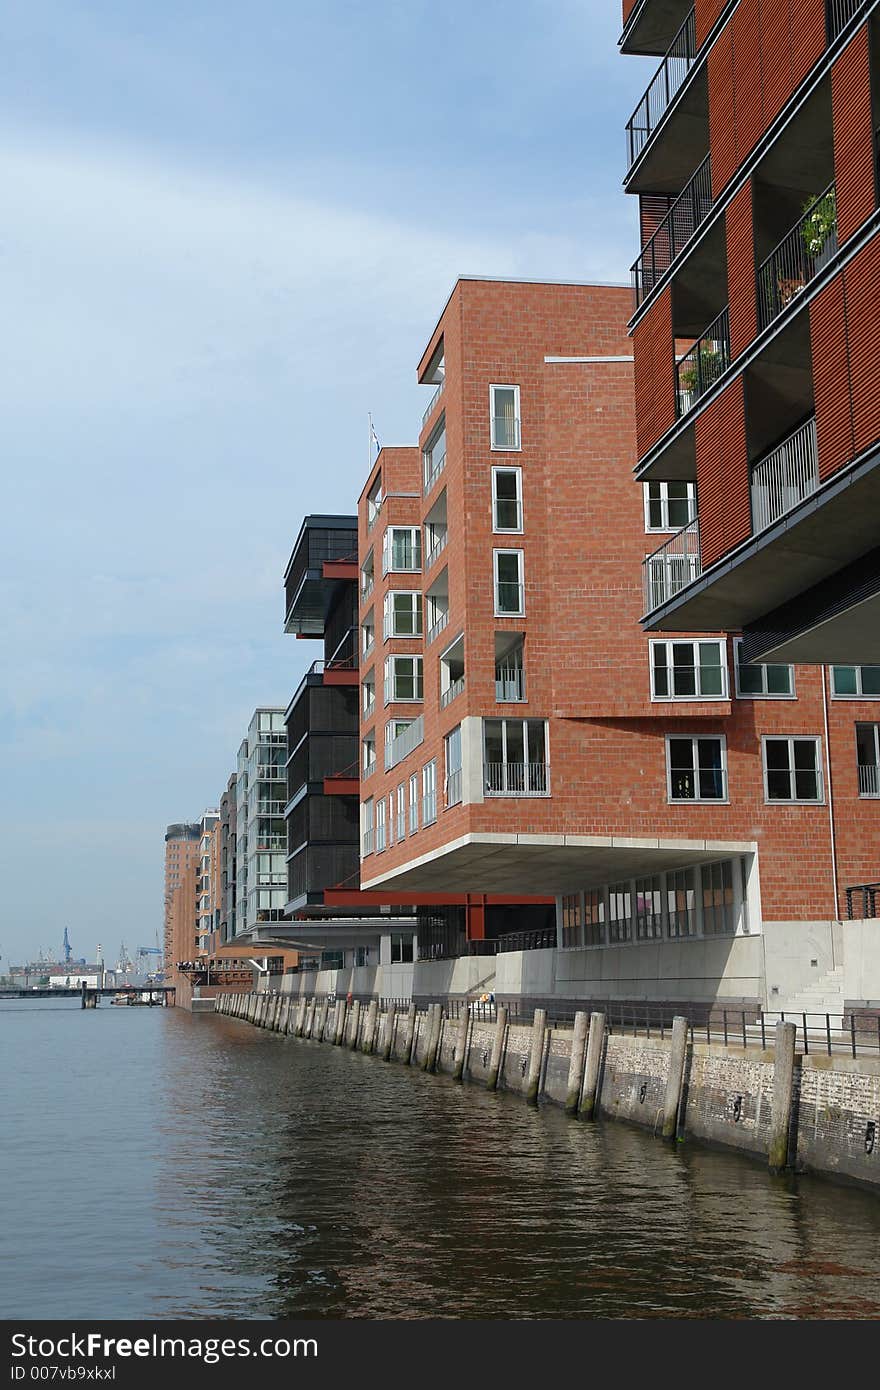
[679,342,724,403]
[801,188,837,268]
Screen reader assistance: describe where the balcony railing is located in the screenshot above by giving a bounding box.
[440,676,465,709]
[495,663,526,702]
[423,448,446,495]
[362,828,374,857]
[845,881,880,918]
[495,581,525,616]
[496,927,558,953]
[858,764,880,797]
[632,155,713,308]
[642,516,701,612]
[384,715,425,772]
[675,307,730,416]
[255,800,285,816]
[827,0,867,42]
[421,377,445,427]
[757,184,837,331]
[750,416,819,535]
[484,762,550,796]
[427,609,449,644]
[626,8,697,169]
[491,416,521,450]
[422,790,437,825]
[425,531,448,571]
[446,768,463,808]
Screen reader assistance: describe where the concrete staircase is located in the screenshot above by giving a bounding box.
[778,964,846,1019]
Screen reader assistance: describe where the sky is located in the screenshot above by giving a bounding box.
[0,0,652,967]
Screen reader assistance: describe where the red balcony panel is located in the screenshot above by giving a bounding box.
[730,0,764,161]
[811,273,855,481]
[695,376,749,567]
[634,286,676,456]
[323,559,358,580]
[640,193,675,250]
[323,777,359,796]
[832,26,877,246]
[695,0,727,47]
[845,232,880,457]
[622,0,639,27]
[708,26,737,196]
[790,0,828,89]
[726,180,757,356]
[760,0,795,126]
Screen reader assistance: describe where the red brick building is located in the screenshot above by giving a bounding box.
[355,276,880,1006]
[624,0,880,665]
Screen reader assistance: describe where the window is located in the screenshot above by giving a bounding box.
[384,655,423,703]
[362,732,377,779]
[409,773,419,833]
[494,549,524,616]
[634,875,663,940]
[422,761,437,825]
[492,467,523,532]
[362,609,375,657]
[375,798,386,853]
[666,868,697,938]
[439,634,465,708]
[383,590,423,639]
[396,784,407,840]
[490,384,521,450]
[762,736,823,803]
[382,526,421,574]
[361,798,374,856]
[390,933,414,964]
[651,639,727,700]
[701,861,735,936]
[445,725,462,808]
[583,890,606,946]
[483,718,549,795]
[561,894,582,948]
[856,724,880,797]
[387,793,395,847]
[831,666,880,697]
[667,735,727,801]
[423,415,447,492]
[362,670,375,719]
[734,639,794,698]
[644,480,696,532]
[608,882,632,943]
[366,474,383,531]
[361,548,374,599]
[495,634,525,702]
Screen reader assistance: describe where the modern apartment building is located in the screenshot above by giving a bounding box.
[218,773,238,945]
[196,808,220,954]
[234,709,288,938]
[624,0,880,662]
[356,275,880,1008]
[163,822,200,970]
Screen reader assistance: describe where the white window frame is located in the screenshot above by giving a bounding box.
[360,548,374,599]
[491,466,523,534]
[383,589,423,640]
[422,760,437,826]
[665,734,729,804]
[761,735,824,804]
[409,772,420,834]
[396,783,407,841]
[733,638,795,699]
[384,654,424,705]
[362,732,377,778]
[362,669,376,719]
[422,414,447,492]
[482,717,550,796]
[643,480,697,533]
[650,638,728,702]
[493,548,525,617]
[856,723,880,799]
[445,725,463,809]
[830,665,880,698]
[361,609,375,658]
[382,526,422,575]
[375,798,386,853]
[489,383,521,451]
[361,798,374,856]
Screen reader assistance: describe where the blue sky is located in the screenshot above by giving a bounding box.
[0,1,651,968]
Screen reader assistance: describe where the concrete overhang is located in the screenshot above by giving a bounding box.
[620,0,695,55]
[237,920,413,951]
[360,833,757,896]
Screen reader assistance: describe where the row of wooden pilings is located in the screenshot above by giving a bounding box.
[214,993,799,1175]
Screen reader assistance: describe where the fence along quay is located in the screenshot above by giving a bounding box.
[213,991,880,1192]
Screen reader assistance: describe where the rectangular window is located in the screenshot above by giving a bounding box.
[857,724,880,798]
[366,474,383,531]
[666,867,697,938]
[361,798,374,856]
[396,783,407,840]
[561,893,582,949]
[362,671,375,719]
[634,875,663,940]
[701,861,735,936]
[387,793,395,847]
[422,761,437,825]
[490,384,521,450]
[361,548,375,598]
[383,590,423,639]
[375,799,386,853]
[362,609,375,657]
[667,735,727,802]
[445,725,463,808]
[384,655,424,703]
[390,933,415,964]
[362,732,377,779]
[492,467,523,532]
[423,415,447,493]
[644,480,696,532]
[608,882,632,943]
[409,773,419,833]
[494,549,524,616]
[382,526,422,575]
[734,639,794,698]
[762,736,823,803]
[651,639,727,700]
[583,890,606,946]
[831,666,880,697]
[484,718,549,795]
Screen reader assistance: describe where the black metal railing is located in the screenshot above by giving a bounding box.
[675,306,730,416]
[757,184,837,330]
[495,928,558,954]
[827,0,867,42]
[632,155,713,308]
[626,8,697,168]
[285,525,358,616]
[846,882,880,918]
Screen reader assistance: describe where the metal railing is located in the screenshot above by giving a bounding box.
[361,574,374,600]
[440,675,465,709]
[632,155,713,307]
[858,764,880,797]
[425,530,448,571]
[426,609,449,644]
[422,790,437,825]
[421,377,445,427]
[496,927,558,953]
[626,8,697,168]
[255,800,285,816]
[495,580,525,615]
[491,416,521,450]
[827,0,867,44]
[384,715,425,771]
[757,184,837,330]
[446,768,463,807]
[675,307,730,416]
[495,662,526,702]
[484,762,549,796]
[642,516,701,612]
[423,448,446,495]
[846,882,880,918]
[750,416,819,534]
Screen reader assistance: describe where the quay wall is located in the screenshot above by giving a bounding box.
[214,991,880,1192]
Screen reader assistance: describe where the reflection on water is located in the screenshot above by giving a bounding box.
[3,999,880,1319]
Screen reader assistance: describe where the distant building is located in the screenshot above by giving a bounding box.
[163,823,200,969]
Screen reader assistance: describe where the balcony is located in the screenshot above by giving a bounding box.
[255,800,285,817]
[384,715,425,772]
[427,610,448,644]
[750,417,819,535]
[827,0,868,42]
[643,517,701,613]
[484,762,549,796]
[675,308,729,417]
[625,8,696,170]
[496,927,557,953]
[440,675,465,709]
[495,663,525,702]
[426,530,448,571]
[858,764,880,797]
[421,376,445,429]
[283,517,358,636]
[632,155,713,309]
[757,185,837,331]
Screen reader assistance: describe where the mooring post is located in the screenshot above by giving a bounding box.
[306,996,319,1039]
[348,1000,362,1049]
[382,1003,397,1061]
[486,1005,509,1090]
[565,1011,590,1114]
[525,1009,547,1104]
[662,1016,689,1140]
[423,1003,442,1072]
[768,1020,797,1174]
[452,1005,471,1082]
[579,1011,607,1119]
[293,997,306,1037]
[81,980,87,1010]
[403,1003,418,1064]
[333,999,346,1045]
[316,997,329,1041]
[361,1000,379,1054]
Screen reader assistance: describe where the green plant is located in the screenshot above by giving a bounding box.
[801,189,836,258]
[680,343,723,394]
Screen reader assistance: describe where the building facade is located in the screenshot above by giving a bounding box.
[624,0,880,662]
[163,822,200,971]
[196,808,220,954]
[234,709,288,938]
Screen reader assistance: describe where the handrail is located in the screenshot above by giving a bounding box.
[757,183,837,330]
[750,416,818,534]
[632,155,712,308]
[675,306,729,417]
[625,7,697,169]
[642,517,701,612]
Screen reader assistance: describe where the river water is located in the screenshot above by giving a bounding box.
[3,997,880,1320]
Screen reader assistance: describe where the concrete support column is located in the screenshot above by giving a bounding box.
[662,1016,689,1140]
[486,1006,509,1090]
[333,1000,346,1045]
[362,1000,379,1054]
[306,996,318,1039]
[316,997,330,1042]
[423,1003,443,1073]
[403,1003,418,1064]
[348,1000,362,1049]
[382,1004,397,1061]
[565,1011,590,1114]
[579,1011,606,1119]
[294,998,307,1037]
[769,1020,797,1174]
[525,1009,547,1104]
[452,1006,471,1082]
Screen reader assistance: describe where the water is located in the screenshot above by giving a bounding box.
[3,998,880,1320]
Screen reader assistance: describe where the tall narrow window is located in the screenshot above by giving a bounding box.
[422,761,437,825]
[701,861,735,936]
[494,549,524,616]
[490,384,521,450]
[608,883,632,943]
[375,798,386,853]
[445,725,463,808]
[409,772,419,833]
[561,894,582,948]
[492,467,523,532]
[423,415,447,493]
[857,724,880,798]
[396,783,407,840]
[361,798,374,856]
[634,876,663,940]
[762,736,823,802]
[383,590,423,639]
[667,735,727,801]
[665,868,697,938]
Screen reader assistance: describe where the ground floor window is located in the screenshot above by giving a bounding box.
[558,858,748,947]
